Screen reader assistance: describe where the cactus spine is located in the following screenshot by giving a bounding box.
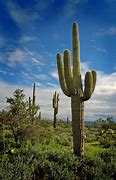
[57,22,97,156]
[52,91,59,128]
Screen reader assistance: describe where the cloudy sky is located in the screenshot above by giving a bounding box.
[0,0,116,121]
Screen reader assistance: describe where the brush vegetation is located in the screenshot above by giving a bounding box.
[0,89,116,179]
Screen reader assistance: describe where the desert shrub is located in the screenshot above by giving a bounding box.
[99,149,116,179]
[0,140,4,152]
[55,132,72,146]
[85,128,98,143]
[85,134,97,143]
[0,153,35,180]
[18,124,40,140]
[33,152,80,180]
[99,136,114,148]
[0,117,115,180]
[0,148,115,180]
[33,152,116,179]
[77,156,116,180]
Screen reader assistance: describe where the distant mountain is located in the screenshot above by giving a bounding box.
[84,121,94,125]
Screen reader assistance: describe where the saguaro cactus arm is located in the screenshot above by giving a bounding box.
[91,70,97,93]
[73,22,81,90]
[64,50,75,95]
[83,72,93,101]
[83,71,97,101]
[57,53,71,97]
[53,91,58,109]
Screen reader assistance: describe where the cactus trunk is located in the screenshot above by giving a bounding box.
[38,111,41,121]
[71,95,84,156]
[29,97,31,117]
[53,110,57,128]
[52,91,59,128]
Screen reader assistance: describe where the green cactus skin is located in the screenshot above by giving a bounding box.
[29,96,31,117]
[52,91,59,128]
[57,22,97,156]
[32,83,35,107]
[28,83,40,124]
[28,83,36,124]
[38,111,41,121]
[31,83,35,124]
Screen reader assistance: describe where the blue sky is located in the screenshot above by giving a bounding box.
[0,0,116,120]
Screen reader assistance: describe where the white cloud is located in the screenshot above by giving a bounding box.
[5,0,54,29]
[50,70,59,79]
[34,82,42,87]
[20,36,38,44]
[0,36,6,47]
[91,44,107,53]
[21,71,49,82]
[31,57,45,66]
[96,47,107,52]
[6,1,39,28]
[95,71,116,94]
[35,0,54,11]
[7,48,27,67]
[97,26,116,36]
[47,83,57,87]
[0,69,116,121]
[85,71,116,120]
[81,61,91,73]
[21,71,34,80]
[34,74,48,80]
[114,65,116,70]
[61,0,88,20]
[0,70,7,75]
[0,81,69,119]
[9,72,15,76]
[90,39,96,43]
[0,47,45,69]
[26,49,45,66]
[0,69,15,76]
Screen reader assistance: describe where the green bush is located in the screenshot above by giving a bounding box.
[0,118,116,179]
[99,136,114,148]
[0,153,34,180]
[55,132,72,146]
[0,146,116,180]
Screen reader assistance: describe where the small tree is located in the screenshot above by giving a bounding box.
[6,89,28,144]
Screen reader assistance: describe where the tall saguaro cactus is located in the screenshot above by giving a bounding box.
[52,91,59,128]
[57,22,97,156]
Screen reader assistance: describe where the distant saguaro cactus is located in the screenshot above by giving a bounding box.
[29,96,31,117]
[57,22,97,156]
[52,91,59,128]
[38,111,41,121]
[32,83,36,120]
[28,83,40,124]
